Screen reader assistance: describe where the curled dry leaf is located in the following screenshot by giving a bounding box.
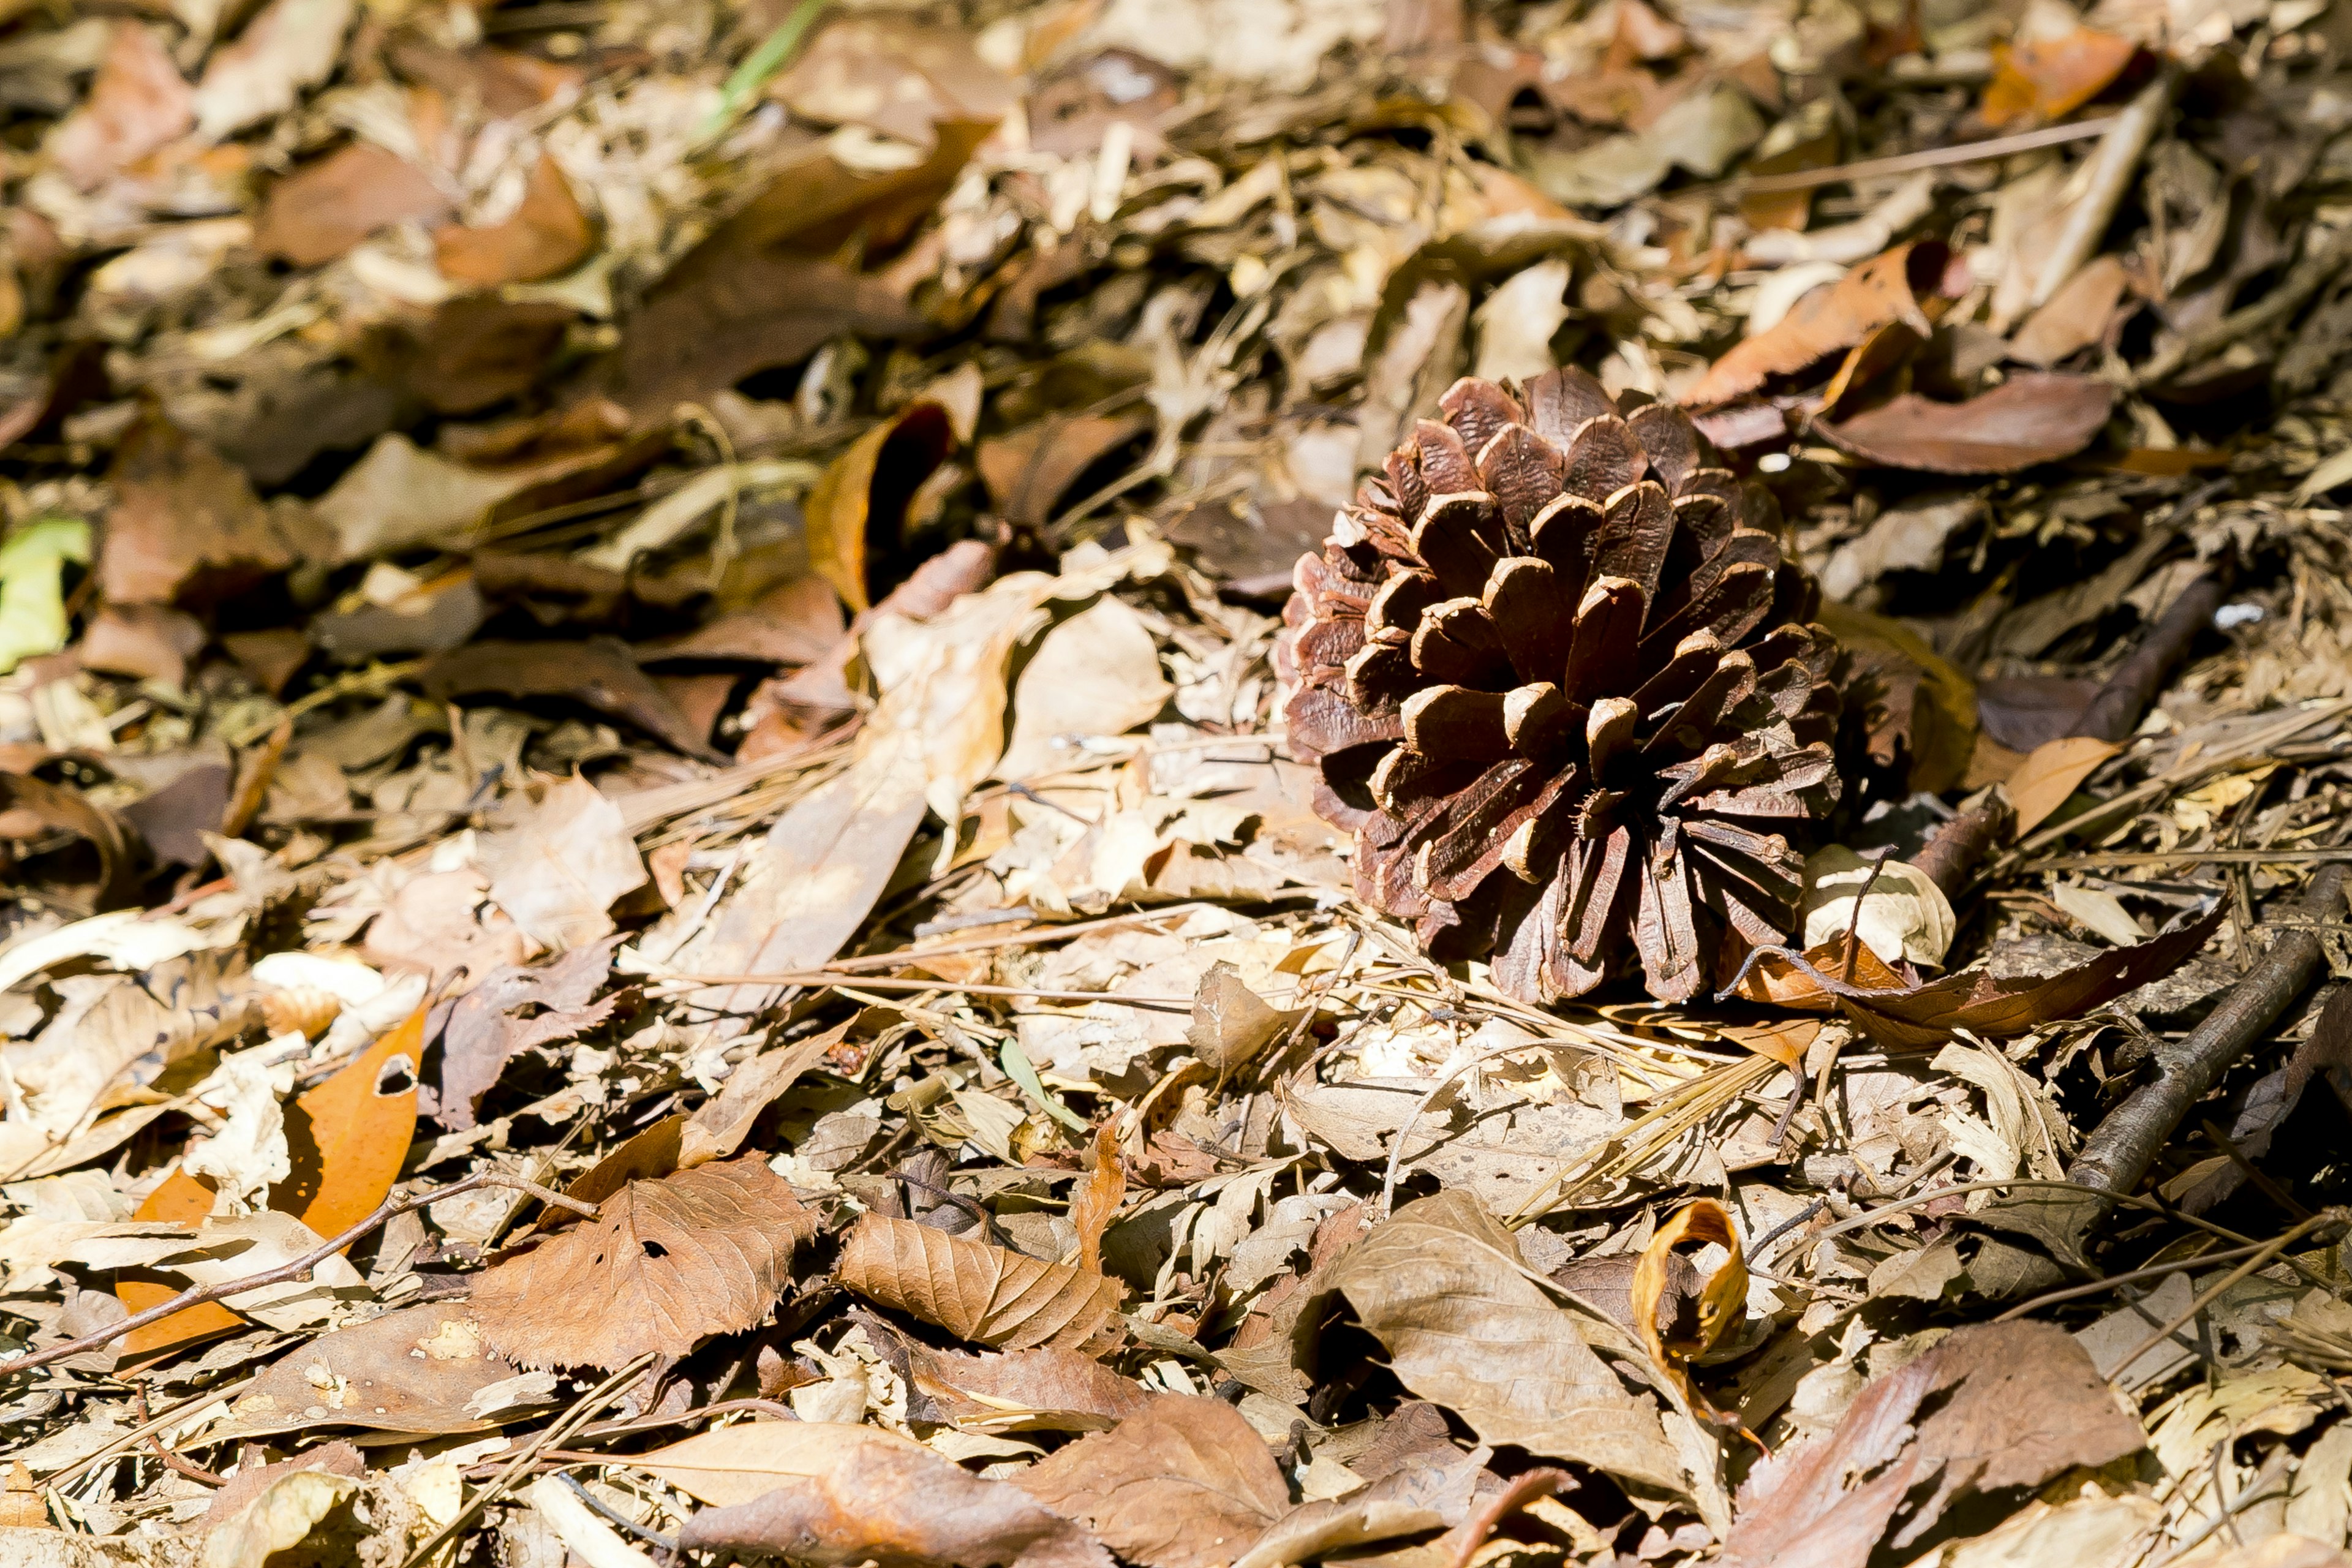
[644,1421,1114,1568]
[432,939,620,1131]
[805,401,958,612]
[1817,374,2116,474]
[1722,1321,2144,1568]
[679,1020,853,1169]
[1684,243,1948,407]
[1327,1189,1688,1495]
[1799,847,1956,970]
[477,775,648,952]
[1231,1446,1488,1568]
[467,1156,816,1368]
[1068,1122,1126,1275]
[2007,734,2122,835]
[836,1212,1123,1352]
[1013,1394,1291,1568]
[1749,906,2225,1050]
[905,1341,1153,1431]
[1629,1199,1746,1408]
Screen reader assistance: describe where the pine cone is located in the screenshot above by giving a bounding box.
[1276,372,1843,1004]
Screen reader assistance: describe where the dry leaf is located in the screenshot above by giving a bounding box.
[1629,1199,1746,1406]
[192,0,353,140]
[1185,962,1303,1084]
[1818,374,2115,473]
[995,595,1172,783]
[45,23,192,190]
[978,413,1154,529]
[255,143,453,267]
[1980,28,2137,127]
[422,639,723,763]
[200,1469,358,1568]
[467,1156,816,1368]
[2007,734,2122,835]
[904,1341,1154,1431]
[1799,848,1956,970]
[1684,243,1947,407]
[1013,1395,1291,1568]
[2011,255,2130,368]
[434,154,595,286]
[478,775,647,952]
[649,1422,1112,1568]
[805,401,957,612]
[1723,1322,2144,1568]
[118,1008,421,1362]
[1327,1190,1688,1494]
[1815,600,1981,796]
[680,1020,852,1168]
[836,1213,1123,1352]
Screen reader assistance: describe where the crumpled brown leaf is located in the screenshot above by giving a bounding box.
[1722,1321,2145,1568]
[429,938,619,1130]
[1012,1394,1291,1568]
[650,1421,1113,1568]
[467,1156,816,1368]
[837,1213,1123,1353]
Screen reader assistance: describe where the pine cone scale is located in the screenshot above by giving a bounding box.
[1282,369,1845,1004]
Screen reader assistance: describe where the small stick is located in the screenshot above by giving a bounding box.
[0,1170,592,1378]
[2069,863,2351,1197]
[651,973,1197,1009]
[1716,116,2122,194]
[2069,563,2233,744]
[2103,1210,2344,1384]
[2023,70,2176,316]
[1914,796,2016,896]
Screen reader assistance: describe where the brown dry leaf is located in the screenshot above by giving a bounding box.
[101,419,327,608]
[644,1422,1112,1568]
[1731,935,1907,1010]
[434,153,594,286]
[680,1020,853,1169]
[1800,907,2225,1050]
[76,604,206,689]
[1327,1189,1689,1495]
[45,23,192,191]
[432,940,619,1131]
[905,1341,1154,1430]
[836,1212,1123,1352]
[467,1156,816,1368]
[1232,1446,1487,1568]
[977,412,1154,529]
[0,772,141,911]
[2008,734,2122,834]
[769,14,1018,151]
[1684,243,1947,407]
[362,867,530,984]
[255,143,453,268]
[1722,1322,2144,1568]
[804,401,957,612]
[118,1008,423,1362]
[478,775,647,951]
[1980,28,2137,127]
[421,638,724,762]
[1629,1199,1746,1407]
[1818,374,2116,473]
[207,1301,551,1441]
[1013,1395,1291,1568]
[1068,1122,1125,1275]
[2011,256,2131,367]
[1185,962,1305,1086]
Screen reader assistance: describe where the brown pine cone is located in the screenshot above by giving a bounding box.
[1275,372,1843,1004]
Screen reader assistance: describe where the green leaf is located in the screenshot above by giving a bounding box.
[0,516,93,676]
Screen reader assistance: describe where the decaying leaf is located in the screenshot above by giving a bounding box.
[804,401,957,613]
[2007,734,2122,835]
[1014,1395,1291,1568]
[1722,1322,2144,1568]
[1629,1199,1746,1407]
[205,1301,547,1441]
[1799,848,1956,970]
[431,940,619,1131]
[478,775,648,952]
[1185,961,1304,1084]
[653,1422,1113,1568]
[1327,1190,1689,1495]
[836,1213,1123,1352]
[679,1020,853,1168]
[467,1156,816,1368]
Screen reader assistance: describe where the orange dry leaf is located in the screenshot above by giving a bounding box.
[1069,1123,1125,1274]
[1980,28,2136,128]
[2007,734,2122,834]
[1630,1199,1747,1406]
[1684,241,1948,407]
[256,143,452,268]
[117,1007,424,1363]
[434,153,595,286]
